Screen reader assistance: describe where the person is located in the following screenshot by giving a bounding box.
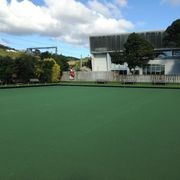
[69,68,75,80]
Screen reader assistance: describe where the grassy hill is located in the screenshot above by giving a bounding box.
[0,48,25,58]
[0,44,16,50]
[0,44,82,71]
[0,44,25,58]
[0,44,81,61]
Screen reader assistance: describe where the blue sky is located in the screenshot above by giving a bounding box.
[0,0,179,58]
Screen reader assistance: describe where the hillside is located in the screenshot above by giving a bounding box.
[0,45,79,62]
[58,54,80,62]
[0,44,25,58]
[0,48,24,59]
[0,44,11,50]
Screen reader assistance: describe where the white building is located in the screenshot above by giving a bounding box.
[90,31,180,75]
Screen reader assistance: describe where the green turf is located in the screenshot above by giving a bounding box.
[0,86,180,180]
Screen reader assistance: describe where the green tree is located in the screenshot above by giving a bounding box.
[34,61,44,80]
[40,52,69,72]
[53,55,69,72]
[0,56,15,84]
[14,54,37,83]
[83,57,92,70]
[40,51,52,59]
[163,19,180,47]
[51,61,60,82]
[39,58,60,83]
[110,52,124,65]
[124,33,154,72]
[40,58,54,82]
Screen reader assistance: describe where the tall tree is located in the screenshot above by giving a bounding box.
[40,52,69,72]
[39,58,60,83]
[124,33,154,72]
[0,56,15,84]
[40,58,54,83]
[14,54,37,83]
[40,51,52,59]
[51,61,60,82]
[163,19,180,47]
[53,55,69,72]
[110,52,124,65]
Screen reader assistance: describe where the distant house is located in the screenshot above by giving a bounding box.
[6,49,17,53]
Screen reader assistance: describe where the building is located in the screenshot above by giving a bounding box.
[90,30,180,75]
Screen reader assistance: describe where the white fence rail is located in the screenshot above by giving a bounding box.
[61,71,180,83]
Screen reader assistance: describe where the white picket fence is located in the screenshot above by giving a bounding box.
[61,71,180,83]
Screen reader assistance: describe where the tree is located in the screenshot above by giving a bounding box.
[110,52,124,65]
[40,58,54,83]
[124,33,154,72]
[51,61,60,82]
[14,54,37,83]
[0,56,15,84]
[40,51,52,59]
[40,52,69,72]
[34,61,44,81]
[53,55,69,72]
[163,19,180,47]
[38,58,60,83]
[83,57,92,70]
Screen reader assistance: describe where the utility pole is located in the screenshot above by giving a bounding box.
[80,54,83,68]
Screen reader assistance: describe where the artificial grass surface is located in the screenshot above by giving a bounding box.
[0,86,180,180]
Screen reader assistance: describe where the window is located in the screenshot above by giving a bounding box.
[143,64,165,75]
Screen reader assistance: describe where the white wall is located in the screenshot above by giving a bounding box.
[61,72,180,83]
[92,53,111,71]
[92,52,180,75]
[148,59,180,75]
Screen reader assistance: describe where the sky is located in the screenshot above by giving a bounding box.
[0,0,180,58]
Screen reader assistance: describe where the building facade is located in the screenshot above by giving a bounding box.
[90,31,180,75]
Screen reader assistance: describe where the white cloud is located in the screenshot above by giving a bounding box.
[88,0,111,17]
[115,0,128,7]
[0,0,133,46]
[161,0,180,6]
[0,0,59,35]
[87,0,125,18]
